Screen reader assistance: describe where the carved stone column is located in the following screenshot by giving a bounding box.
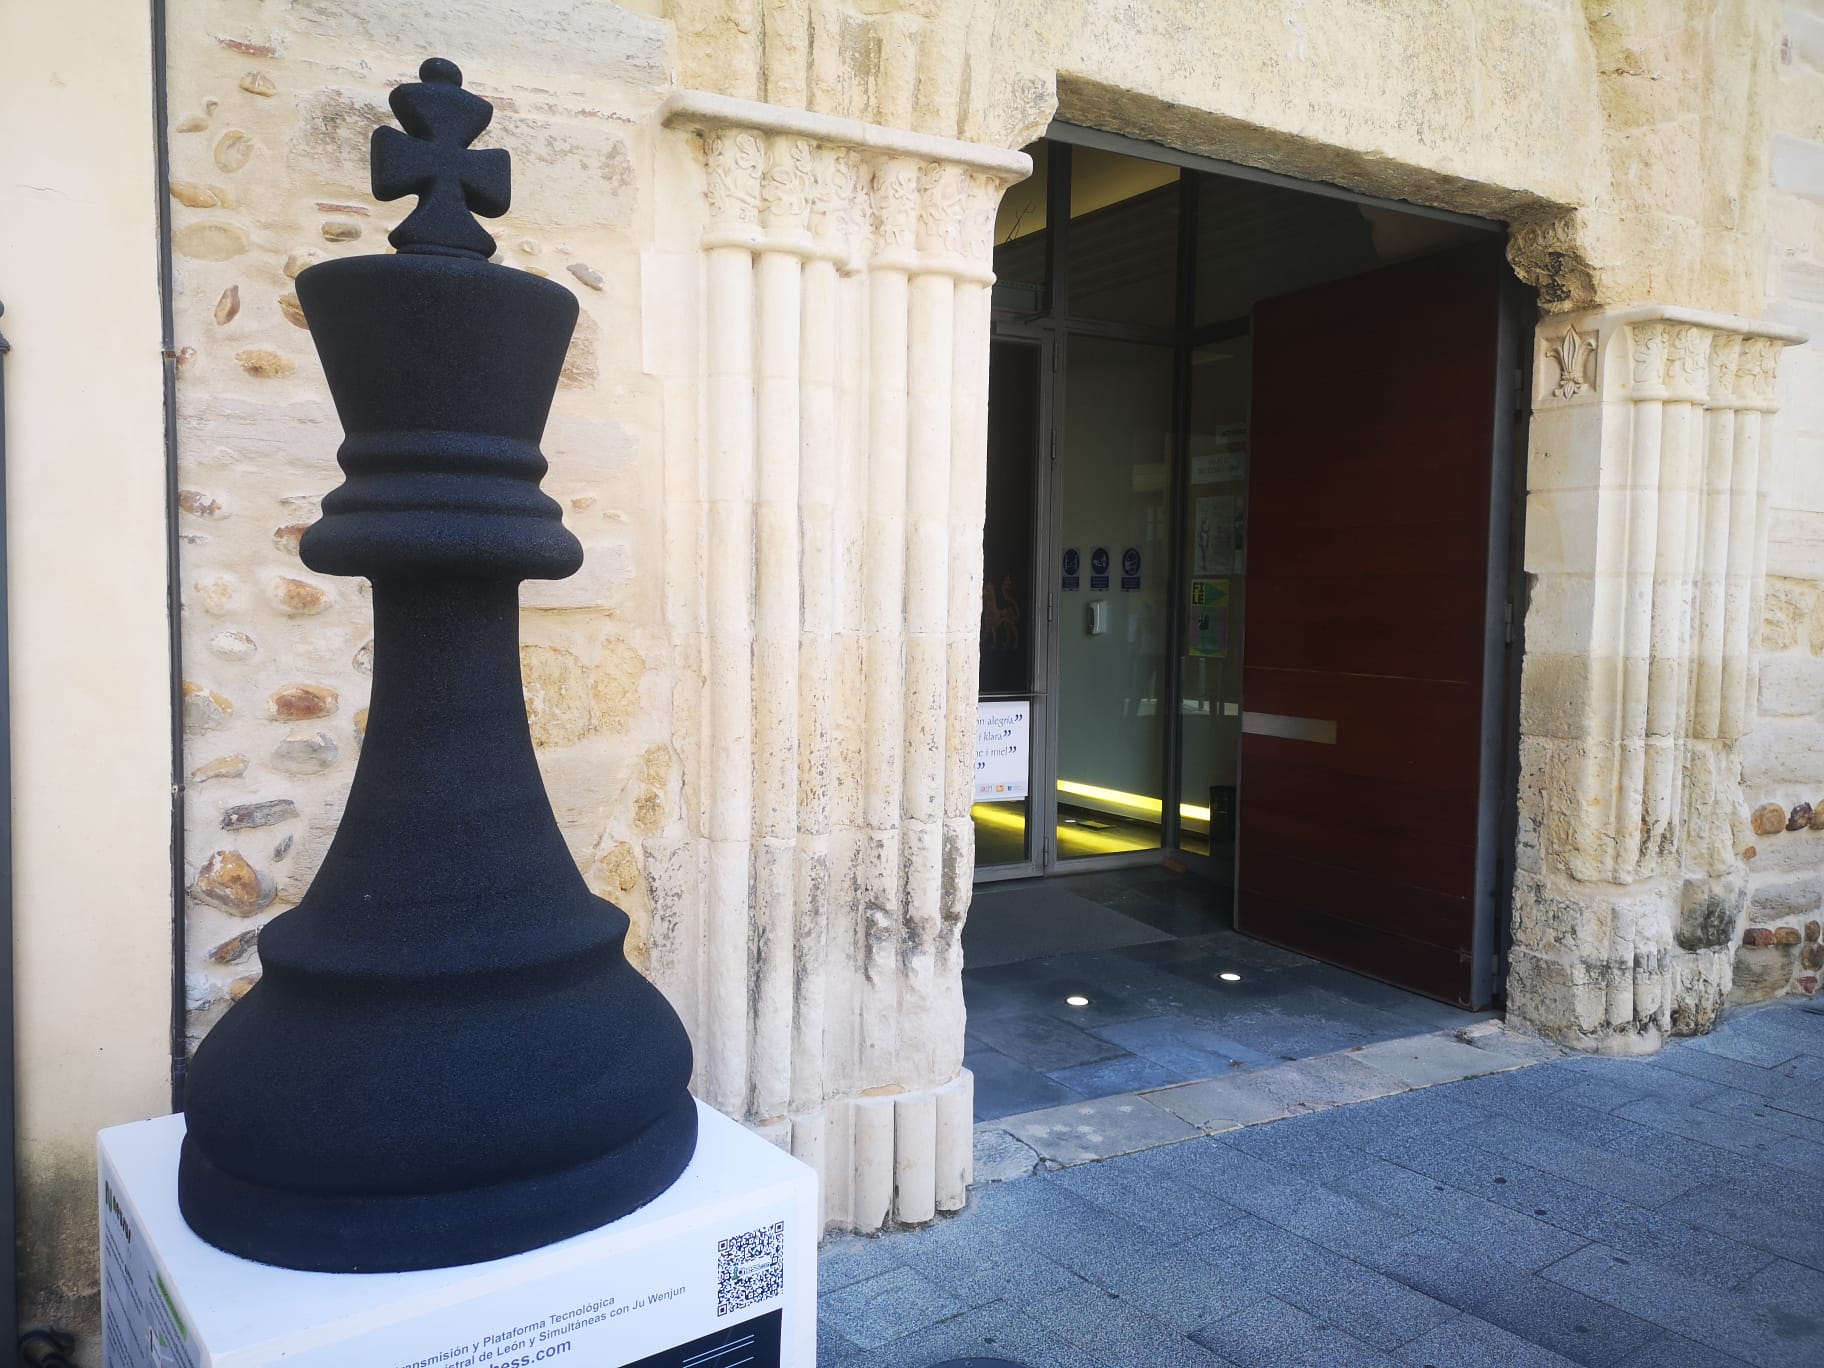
[646,92,1026,1230]
[1513,308,1806,1051]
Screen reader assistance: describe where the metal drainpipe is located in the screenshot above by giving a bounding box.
[1,297,20,1355]
[150,0,189,1111]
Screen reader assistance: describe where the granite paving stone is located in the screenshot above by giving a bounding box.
[847,1297,1119,1368]
[891,1213,1091,1309]
[965,1172,1181,1284]
[1542,1243,1824,1367]
[1146,1072,1301,1130]
[1090,1244,1271,1332]
[1390,1313,1585,1367]
[1157,1211,1460,1351]
[1043,1154,1250,1245]
[964,1046,1086,1122]
[1333,1155,1591,1272]
[1440,1114,1690,1208]
[1348,1226,1663,1366]
[1346,1032,1533,1088]
[1612,1091,1824,1175]
[1191,1297,1397,1368]
[971,1125,1044,1183]
[1690,1082,1824,1144]
[969,1010,1133,1073]
[1029,1283,1242,1366]
[997,1093,1201,1165]
[818,1265,966,1351]
[1363,1124,1772,1286]
[1091,1014,1281,1077]
[1470,1098,1742,1192]
[818,1232,909,1294]
[1610,1332,1755,1367]
[1046,1050,1191,1097]
[820,996,1824,1366]
[817,1318,862,1365]
[1644,1040,1807,1097]
[1660,1175,1824,1272]
[1681,1023,1808,1067]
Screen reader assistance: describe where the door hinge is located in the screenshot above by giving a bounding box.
[1047,591,1055,624]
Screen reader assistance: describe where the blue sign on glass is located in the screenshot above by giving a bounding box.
[1089,545,1110,591]
[1121,546,1141,591]
[1061,547,1080,591]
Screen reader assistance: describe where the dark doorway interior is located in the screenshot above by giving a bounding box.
[971,130,1527,1017]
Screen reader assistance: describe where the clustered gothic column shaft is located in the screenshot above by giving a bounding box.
[1513,308,1805,1051]
[649,91,1025,1230]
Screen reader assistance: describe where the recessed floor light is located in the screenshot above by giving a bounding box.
[1065,994,1090,1007]
[1219,972,1242,982]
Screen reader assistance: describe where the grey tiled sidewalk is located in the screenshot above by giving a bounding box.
[818,998,1824,1366]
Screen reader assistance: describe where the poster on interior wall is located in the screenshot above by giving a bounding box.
[1190,450,1245,486]
[1189,579,1230,658]
[975,700,1030,802]
[1194,496,1236,575]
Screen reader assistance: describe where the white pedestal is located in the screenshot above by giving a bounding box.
[100,1103,817,1367]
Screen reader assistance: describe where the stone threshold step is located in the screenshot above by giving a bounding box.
[972,1020,1562,1177]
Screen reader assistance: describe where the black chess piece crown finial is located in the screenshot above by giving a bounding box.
[372,58,509,258]
[176,58,699,1274]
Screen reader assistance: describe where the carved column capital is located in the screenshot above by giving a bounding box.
[664,89,1028,282]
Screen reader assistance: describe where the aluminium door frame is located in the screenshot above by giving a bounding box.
[975,322,1055,883]
[978,125,1520,902]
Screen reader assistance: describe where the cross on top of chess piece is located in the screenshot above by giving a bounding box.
[371,57,510,259]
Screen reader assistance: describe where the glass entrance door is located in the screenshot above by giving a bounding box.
[1052,335,1175,861]
[973,336,1047,877]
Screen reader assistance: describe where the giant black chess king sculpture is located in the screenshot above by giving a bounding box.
[178,58,699,1273]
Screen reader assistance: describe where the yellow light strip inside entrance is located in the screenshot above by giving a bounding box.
[1055,778,1211,828]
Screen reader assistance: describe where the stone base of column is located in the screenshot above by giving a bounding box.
[1507,873,1738,1054]
[763,1071,973,1234]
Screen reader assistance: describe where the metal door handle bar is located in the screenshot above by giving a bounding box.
[1240,712,1338,744]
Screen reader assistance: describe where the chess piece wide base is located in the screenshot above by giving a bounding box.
[101,1104,816,1368]
[176,1093,698,1274]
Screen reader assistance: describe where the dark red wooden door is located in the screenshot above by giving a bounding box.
[1236,241,1505,1006]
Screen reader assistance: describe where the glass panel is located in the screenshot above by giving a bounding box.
[1056,336,1173,858]
[1065,146,1179,328]
[992,142,1049,314]
[974,339,1043,867]
[1192,173,1484,328]
[1177,337,1251,871]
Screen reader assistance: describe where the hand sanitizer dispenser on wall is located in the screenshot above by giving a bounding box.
[1087,599,1108,635]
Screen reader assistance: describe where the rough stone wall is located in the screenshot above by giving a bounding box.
[165,1,682,1040]
[154,0,1819,1257]
[1733,2,1824,1004]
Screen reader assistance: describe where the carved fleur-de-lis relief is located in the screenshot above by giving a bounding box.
[1737,335,1779,408]
[1631,322,1671,389]
[759,136,814,231]
[1665,324,1710,397]
[807,145,859,250]
[915,161,967,256]
[704,128,764,228]
[1707,332,1743,406]
[872,158,920,253]
[958,172,1001,265]
[1548,324,1594,400]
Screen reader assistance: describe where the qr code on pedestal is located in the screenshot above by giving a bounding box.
[716,1220,785,1317]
